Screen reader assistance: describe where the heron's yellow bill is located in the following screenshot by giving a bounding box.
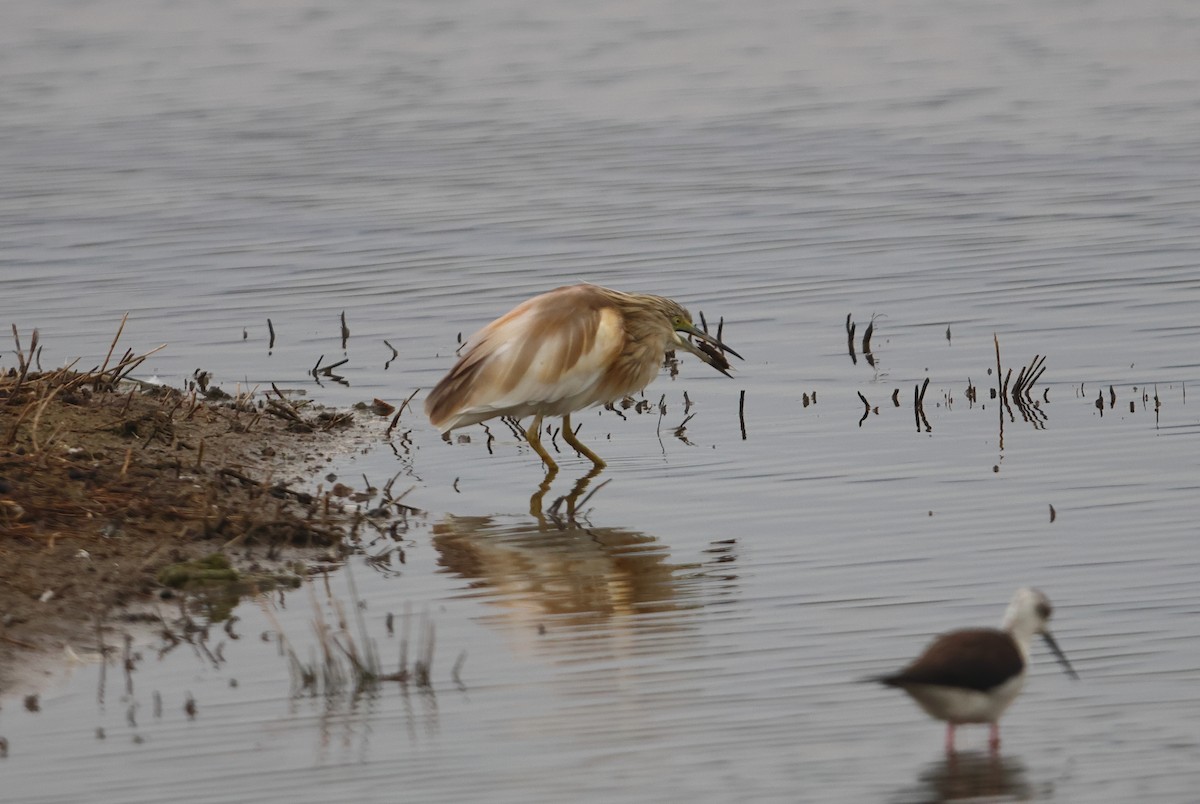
[673,322,742,377]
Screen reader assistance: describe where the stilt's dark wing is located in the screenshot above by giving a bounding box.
[877,628,1024,693]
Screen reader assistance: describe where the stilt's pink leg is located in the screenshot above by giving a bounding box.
[945,723,957,754]
[988,723,1001,753]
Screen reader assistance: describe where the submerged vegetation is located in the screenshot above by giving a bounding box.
[262,569,460,699]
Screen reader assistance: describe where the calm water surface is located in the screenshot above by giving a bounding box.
[3,0,1200,801]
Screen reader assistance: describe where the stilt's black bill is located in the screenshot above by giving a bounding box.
[1042,631,1079,680]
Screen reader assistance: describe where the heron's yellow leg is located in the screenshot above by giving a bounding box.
[524,414,558,471]
[560,414,606,468]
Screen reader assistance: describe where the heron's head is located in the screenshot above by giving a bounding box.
[656,299,743,376]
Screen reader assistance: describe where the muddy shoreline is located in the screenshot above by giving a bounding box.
[0,350,394,696]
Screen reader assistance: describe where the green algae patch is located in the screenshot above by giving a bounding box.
[157,552,304,593]
[157,553,303,622]
[157,553,240,588]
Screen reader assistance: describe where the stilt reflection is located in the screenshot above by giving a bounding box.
[892,751,1032,803]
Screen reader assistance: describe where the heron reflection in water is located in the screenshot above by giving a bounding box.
[432,514,739,638]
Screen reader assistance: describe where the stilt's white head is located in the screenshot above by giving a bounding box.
[1002,587,1079,680]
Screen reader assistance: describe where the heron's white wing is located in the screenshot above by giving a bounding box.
[470,301,624,413]
[426,285,627,429]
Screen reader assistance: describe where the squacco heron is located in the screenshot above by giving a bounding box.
[425,283,741,470]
